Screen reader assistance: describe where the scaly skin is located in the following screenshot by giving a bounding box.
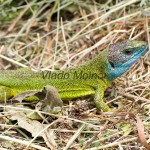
[0,40,147,111]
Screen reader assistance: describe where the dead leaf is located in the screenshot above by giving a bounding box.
[10,90,44,102]
[11,85,63,110]
[6,106,57,149]
[41,85,63,109]
[24,106,42,120]
[1,140,16,150]
[136,115,150,150]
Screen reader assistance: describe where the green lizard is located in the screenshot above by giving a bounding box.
[0,40,147,111]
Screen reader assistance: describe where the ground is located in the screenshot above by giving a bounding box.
[0,0,150,149]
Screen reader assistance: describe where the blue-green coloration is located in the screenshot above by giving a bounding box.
[0,40,147,111]
[106,40,147,81]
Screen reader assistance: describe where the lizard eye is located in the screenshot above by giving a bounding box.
[124,49,132,55]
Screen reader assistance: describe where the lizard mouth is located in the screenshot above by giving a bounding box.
[126,45,147,65]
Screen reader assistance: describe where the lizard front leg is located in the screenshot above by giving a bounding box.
[94,86,111,112]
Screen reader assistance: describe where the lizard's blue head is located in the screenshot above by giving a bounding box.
[106,40,147,81]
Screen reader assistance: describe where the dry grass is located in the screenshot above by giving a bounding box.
[0,0,150,149]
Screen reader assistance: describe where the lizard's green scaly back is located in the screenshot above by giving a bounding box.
[0,40,147,111]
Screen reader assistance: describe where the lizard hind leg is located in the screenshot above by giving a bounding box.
[0,86,16,101]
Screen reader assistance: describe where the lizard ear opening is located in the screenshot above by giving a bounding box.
[108,60,115,68]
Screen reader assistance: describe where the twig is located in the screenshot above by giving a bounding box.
[0,54,28,68]
[0,105,104,129]
[61,18,70,69]
[120,92,150,103]
[52,1,60,70]
[64,123,86,150]
[0,5,29,41]
[0,135,48,150]
[86,137,138,150]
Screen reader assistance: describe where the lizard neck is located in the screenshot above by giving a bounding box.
[83,48,111,86]
[85,47,125,83]
[105,60,128,81]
